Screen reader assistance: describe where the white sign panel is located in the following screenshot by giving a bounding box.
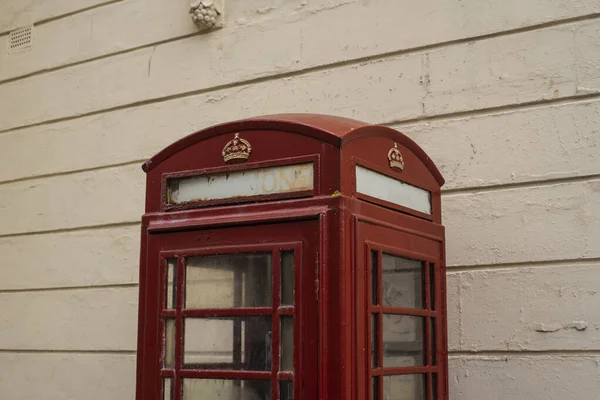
[168,163,314,204]
[355,165,431,214]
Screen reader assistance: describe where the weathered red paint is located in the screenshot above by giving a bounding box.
[136,114,447,400]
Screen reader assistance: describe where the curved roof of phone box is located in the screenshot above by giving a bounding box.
[142,113,444,186]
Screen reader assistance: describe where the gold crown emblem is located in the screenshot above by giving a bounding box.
[222,133,252,163]
[388,143,405,171]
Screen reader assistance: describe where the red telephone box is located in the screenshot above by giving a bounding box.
[136,114,447,400]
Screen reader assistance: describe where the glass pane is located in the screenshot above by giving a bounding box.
[265,331,272,371]
[372,377,379,400]
[430,318,436,366]
[429,263,435,311]
[168,162,314,204]
[163,377,172,400]
[382,254,423,308]
[383,375,426,400]
[356,165,432,214]
[431,374,438,400]
[186,253,272,309]
[182,379,270,400]
[280,316,294,371]
[184,317,271,371]
[383,315,424,367]
[281,251,294,305]
[371,314,379,368]
[164,319,175,368]
[280,381,294,400]
[166,258,176,309]
[371,251,379,305]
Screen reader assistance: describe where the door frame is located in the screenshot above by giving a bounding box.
[356,220,446,400]
[139,220,320,400]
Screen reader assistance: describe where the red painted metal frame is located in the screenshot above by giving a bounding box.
[356,219,447,400]
[136,114,448,400]
[142,114,444,187]
[143,128,341,213]
[363,236,443,400]
[139,222,318,400]
[158,242,304,399]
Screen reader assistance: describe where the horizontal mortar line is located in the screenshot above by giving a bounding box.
[2,260,598,293]
[0,348,136,355]
[442,172,600,196]
[387,92,600,128]
[0,283,139,294]
[0,159,145,187]
[0,221,140,240]
[0,174,598,239]
[2,0,599,40]
[0,97,598,187]
[0,112,600,189]
[1,86,597,145]
[2,350,599,357]
[0,30,203,86]
[449,350,600,358]
[1,12,600,133]
[1,93,599,187]
[0,8,598,86]
[0,0,129,37]
[5,259,598,293]
[447,257,600,273]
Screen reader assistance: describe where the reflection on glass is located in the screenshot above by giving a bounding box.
[280,316,294,371]
[382,254,423,309]
[383,315,424,367]
[185,253,272,309]
[163,377,172,400]
[164,319,175,368]
[166,258,176,309]
[371,314,379,368]
[371,251,379,305]
[383,375,425,400]
[372,377,379,400]
[280,381,294,400]
[281,251,294,305]
[265,331,272,372]
[184,317,271,371]
[182,379,270,400]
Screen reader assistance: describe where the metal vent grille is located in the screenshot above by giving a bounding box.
[8,26,33,53]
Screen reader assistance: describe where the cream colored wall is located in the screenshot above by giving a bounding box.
[0,0,599,399]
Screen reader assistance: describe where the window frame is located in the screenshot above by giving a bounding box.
[158,240,305,400]
[365,241,442,400]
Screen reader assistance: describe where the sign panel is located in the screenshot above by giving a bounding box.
[167,163,314,204]
[355,165,431,214]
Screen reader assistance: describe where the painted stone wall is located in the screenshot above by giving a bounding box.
[0,1,599,399]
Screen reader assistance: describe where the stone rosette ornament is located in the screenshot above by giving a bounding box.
[190,0,222,30]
